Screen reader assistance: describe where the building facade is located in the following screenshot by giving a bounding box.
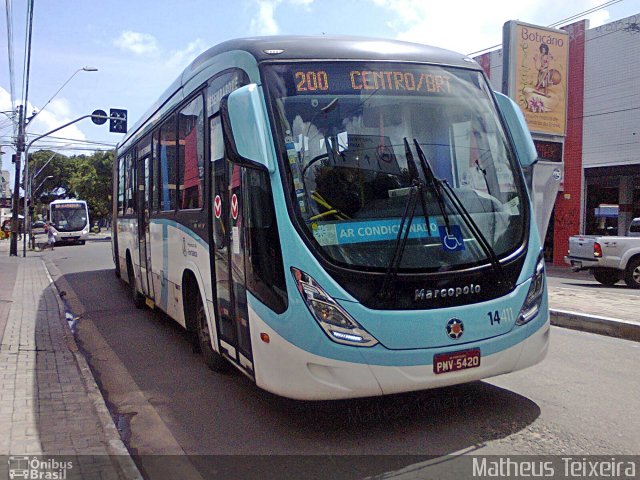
[1,169,12,226]
[475,14,640,265]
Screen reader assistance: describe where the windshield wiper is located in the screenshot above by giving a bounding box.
[412,139,510,288]
[378,179,420,300]
[412,139,452,236]
[377,140,431,300]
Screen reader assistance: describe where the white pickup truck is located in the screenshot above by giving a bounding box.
[565,218,640,288]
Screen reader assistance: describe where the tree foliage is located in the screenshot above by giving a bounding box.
[28,149,114,222]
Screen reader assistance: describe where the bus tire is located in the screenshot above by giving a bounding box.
[194,291,228,372]
[624,257,640,289]
[127,257,145,309]
[592,268,620,286]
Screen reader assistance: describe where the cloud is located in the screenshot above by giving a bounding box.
[113,31,160,56]
[586,10,610,29]
[26,99,89,152]
[369,0,612,55]
[248,0,315,36]
[166,39,207,70]
[0,86,92,178]
[250,1,281,35]
[0,86,87,150]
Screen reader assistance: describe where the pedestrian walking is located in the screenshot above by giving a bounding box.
[45,222,57,250]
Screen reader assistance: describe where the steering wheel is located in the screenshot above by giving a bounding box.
[301,153,329,180]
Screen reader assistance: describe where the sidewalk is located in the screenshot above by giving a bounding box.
[546,265,640,342]
[0,237,140,479]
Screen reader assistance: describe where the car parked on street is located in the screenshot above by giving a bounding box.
[31,220,46,236]
[565,225,640,288]
[628,217,640,237]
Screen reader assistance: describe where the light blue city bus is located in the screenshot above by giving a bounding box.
[112,36,549,400]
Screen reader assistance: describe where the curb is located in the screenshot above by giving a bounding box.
[41,258,143,479]
[550,308,640,342]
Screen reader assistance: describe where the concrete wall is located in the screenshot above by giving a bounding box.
[583,14,640,169]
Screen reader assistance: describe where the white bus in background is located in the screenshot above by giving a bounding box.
[49,199,90,245]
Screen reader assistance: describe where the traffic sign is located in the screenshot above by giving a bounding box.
[91,110,108,125]
[109,108,128,133]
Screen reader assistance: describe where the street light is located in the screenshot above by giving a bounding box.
[33,175,53,196]
[14,67,98,256]
[25,67,98,129]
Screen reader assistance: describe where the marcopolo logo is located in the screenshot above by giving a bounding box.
[415,283,481,301]
[8,456,73,479]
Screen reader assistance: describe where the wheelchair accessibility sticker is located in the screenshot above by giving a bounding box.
[439,225,465,252]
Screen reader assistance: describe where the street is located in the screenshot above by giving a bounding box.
[43,240,640,477]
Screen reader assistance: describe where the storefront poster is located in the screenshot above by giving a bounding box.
[504,21,569,136]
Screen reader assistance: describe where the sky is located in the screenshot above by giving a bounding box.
[1,0,639,182]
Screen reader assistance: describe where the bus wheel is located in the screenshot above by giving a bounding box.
[624,258,640,289]
[195,292,228,372]
[127,259,145,309]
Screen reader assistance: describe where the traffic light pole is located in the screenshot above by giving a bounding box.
[20,113,122,257]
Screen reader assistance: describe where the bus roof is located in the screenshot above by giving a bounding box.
[121,35,481,149]
[185,35,477,71]
[50,199,86,204]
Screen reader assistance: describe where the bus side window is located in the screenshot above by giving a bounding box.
[152,131,161,212]
[118,156,125,215]
[125,151,135,215]
[178,95,205,210]
[210,116,226,249]
[159,114,178,211]
[244,168,287,314]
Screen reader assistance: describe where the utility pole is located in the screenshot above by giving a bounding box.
[9,0,35,256]
[9,105,24,256]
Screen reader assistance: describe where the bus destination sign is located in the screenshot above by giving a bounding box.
[53,203,83,209]
[278,63,458,97]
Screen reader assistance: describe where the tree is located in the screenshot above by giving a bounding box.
[29,149,114,224]
[68,150,114,222]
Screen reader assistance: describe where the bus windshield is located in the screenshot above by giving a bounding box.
[265,62,527,271]
[51,202,88,232]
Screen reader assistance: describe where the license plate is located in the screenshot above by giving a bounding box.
[571,260,582,268]
[433,349,481,374]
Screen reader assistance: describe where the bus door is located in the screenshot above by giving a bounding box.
[210,117,253,375]
[137,154,155,301]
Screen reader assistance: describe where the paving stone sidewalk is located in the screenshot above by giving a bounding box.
[0,240,140,479]
[546,265,640,341]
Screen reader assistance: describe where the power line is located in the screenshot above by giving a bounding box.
[20,0,34,112]
[547,0,623,28]
[25,133,117,146]
[467,0,626,56]
[4,0,16,124]
[571,105,640,120]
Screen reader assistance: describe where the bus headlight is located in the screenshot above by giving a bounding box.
[291,267,378,347]
[516,252,545,325]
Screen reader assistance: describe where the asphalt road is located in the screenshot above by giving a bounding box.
[43,240,640,479]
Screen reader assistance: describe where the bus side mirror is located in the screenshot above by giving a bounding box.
[494,92,538,168]
[220,84,273,172]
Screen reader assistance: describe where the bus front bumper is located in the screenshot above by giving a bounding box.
[250,309,550,401]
